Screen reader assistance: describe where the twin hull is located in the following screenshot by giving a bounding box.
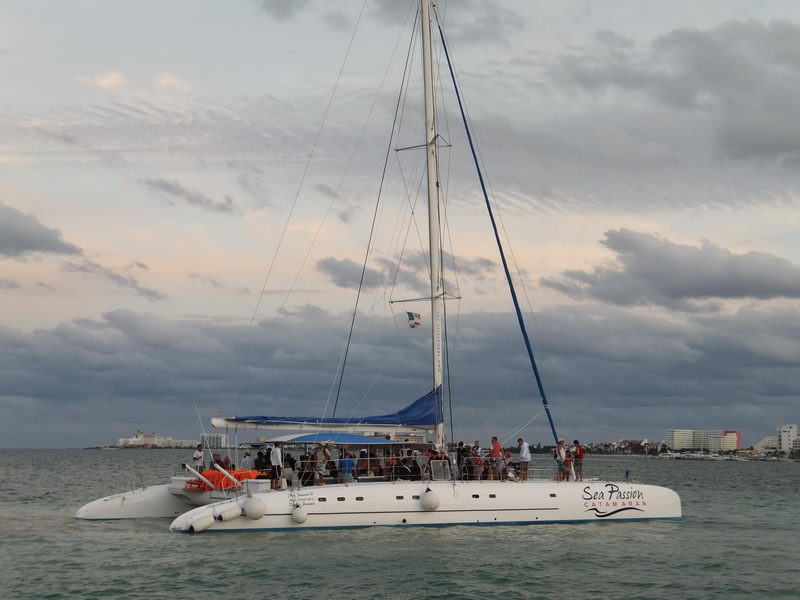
[74,477,272,520]
[169,479,681,533]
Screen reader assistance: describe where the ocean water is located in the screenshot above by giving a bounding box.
[0,450,797,599]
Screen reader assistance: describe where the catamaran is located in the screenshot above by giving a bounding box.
[169,0,681,533]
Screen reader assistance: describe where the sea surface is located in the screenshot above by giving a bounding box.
[0,449,796,599]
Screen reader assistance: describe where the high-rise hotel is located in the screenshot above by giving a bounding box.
[666,429,741,451]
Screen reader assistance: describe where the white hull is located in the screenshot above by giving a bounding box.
[169,479,681,533]
[75,477,272,520]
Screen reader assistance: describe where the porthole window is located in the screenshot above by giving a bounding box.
[396,495,404,500]
[318,497,327,502]
[549,493,556,498]
[356,497,364,501]
[489,494,496,499]
[412,495,420,500]
[472,494,479,499]
[337,497,345,501]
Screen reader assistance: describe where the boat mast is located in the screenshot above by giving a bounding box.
[420,0,444,449]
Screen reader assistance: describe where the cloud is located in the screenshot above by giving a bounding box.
[550,19,800,165]
[188,271,225,290]
[371,0,525,45]
[541,229,800,311]
[256,0,312,21]
[0,278,21,290]
[141,177,238,214]
[0,203,83,258]
[61,259,166,301]
[153,72,192,93]
[1,304,798,448]
[318,251,496,295]
[317,257,385,290]
[77,70,127,90]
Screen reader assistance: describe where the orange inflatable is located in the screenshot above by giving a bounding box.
[184,469,261,491]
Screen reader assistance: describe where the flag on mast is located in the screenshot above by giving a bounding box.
[407,312,422,328]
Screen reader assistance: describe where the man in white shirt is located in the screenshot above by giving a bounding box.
[270,443,283,490]
[517,438,531,480]
[192,444,204,472]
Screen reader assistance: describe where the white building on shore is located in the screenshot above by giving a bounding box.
[777,424,797,454]
[666,429,741,452]
[118,430,198,449]
[753,436,778,453]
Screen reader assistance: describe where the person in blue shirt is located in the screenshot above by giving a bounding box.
[338,452,356,483]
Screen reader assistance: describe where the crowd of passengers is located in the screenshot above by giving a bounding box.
[193,436,586,486]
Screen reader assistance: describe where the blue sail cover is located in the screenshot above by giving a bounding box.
[227,387,442,429]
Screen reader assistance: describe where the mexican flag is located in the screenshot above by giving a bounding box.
[407,312,422,328]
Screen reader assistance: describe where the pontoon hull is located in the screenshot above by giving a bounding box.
[169,479,681,533]
[75,477,272,520]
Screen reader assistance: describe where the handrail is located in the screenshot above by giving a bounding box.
[184,464,217,489]
[214,463,243,489]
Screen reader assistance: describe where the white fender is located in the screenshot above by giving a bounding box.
[291,505,308,524]
[421,488,440,511]
[243,496,267,520]
[190,514,215,533]
[216,505,243,522]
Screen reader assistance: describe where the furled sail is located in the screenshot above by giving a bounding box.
[211,387,442,433]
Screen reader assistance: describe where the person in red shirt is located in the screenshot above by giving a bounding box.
[488,436,503,480]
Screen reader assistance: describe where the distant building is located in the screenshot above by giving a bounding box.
[753,436,778,453]
[118,430,198,449]
[777,424,797,454]
[666,429,741,452]
[200,433,227,449]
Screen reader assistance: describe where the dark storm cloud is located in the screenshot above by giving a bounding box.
[0,203,82,258]
[1,304,798,448]
[318,251,496,294]
[542,229,800,312]
[141,178,237,214]
[61,259,166,302]
[317,257,385,289]
[551,19,800,164]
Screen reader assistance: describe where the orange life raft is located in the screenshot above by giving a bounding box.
[184,469,261,491]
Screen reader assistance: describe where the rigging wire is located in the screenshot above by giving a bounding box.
[435,8,560,445]
[331,5,420,419]
[219,0,369,417]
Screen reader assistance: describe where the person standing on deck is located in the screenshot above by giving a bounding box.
[339,452,355,483]
[488,436,502,480]
[554,439,567,481]
[270,443,283,490]
[315,443,330,486]
[572,440,586,482]
[517,438,531,481]
[192,444,204,472]
[240,450,254,471]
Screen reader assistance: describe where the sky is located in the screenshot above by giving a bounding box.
[2,0,800,448]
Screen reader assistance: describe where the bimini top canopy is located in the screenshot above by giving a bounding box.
[211,388,442,433]
[266,432,407,445]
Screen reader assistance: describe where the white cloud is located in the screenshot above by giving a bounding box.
[77,70,127,90]
[153,72,192,93]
